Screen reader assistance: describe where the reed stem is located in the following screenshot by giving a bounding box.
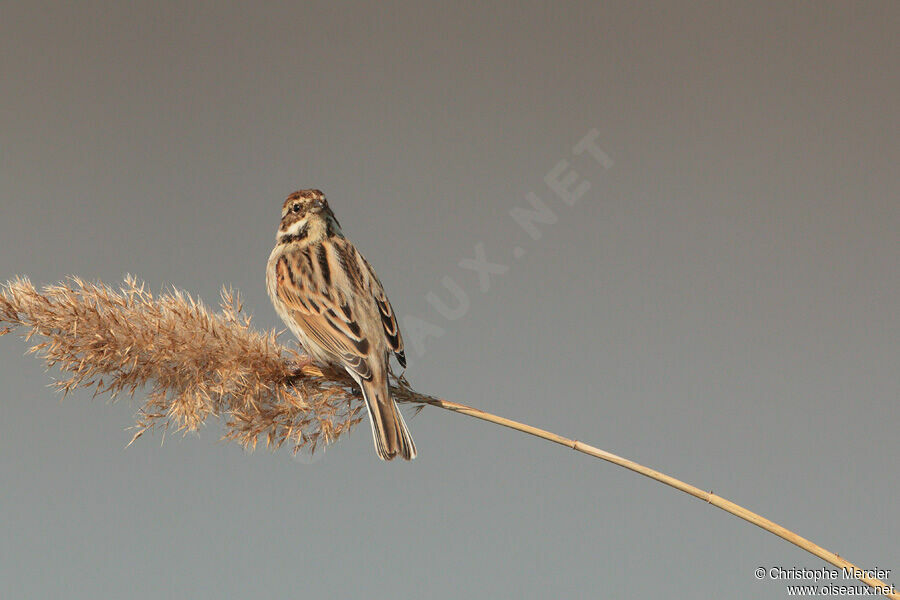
[418,395,898,599]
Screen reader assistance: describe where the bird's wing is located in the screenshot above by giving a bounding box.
[373,287,406,368]
[357,252,407,368]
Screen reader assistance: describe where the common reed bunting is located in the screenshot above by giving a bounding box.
[266,190,416,460]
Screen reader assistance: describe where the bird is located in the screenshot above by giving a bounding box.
[266,189,416,460]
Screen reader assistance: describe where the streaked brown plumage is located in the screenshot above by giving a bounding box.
[266,189,416,460]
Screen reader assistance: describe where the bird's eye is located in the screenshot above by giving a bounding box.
[292,203,302,213]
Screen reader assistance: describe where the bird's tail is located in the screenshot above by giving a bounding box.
[360,377,417,461]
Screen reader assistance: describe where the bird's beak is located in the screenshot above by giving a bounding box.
[310,199,325,211]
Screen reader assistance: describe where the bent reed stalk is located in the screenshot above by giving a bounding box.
[1,276,895,599]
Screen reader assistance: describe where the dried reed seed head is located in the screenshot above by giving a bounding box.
[0,276,431,455]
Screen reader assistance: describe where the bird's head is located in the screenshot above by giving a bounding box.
[276,189,341,243]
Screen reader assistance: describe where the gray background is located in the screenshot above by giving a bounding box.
[1,2,897,598]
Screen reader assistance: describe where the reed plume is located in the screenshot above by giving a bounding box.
[1,276,895,598]
[0,275,427,453]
